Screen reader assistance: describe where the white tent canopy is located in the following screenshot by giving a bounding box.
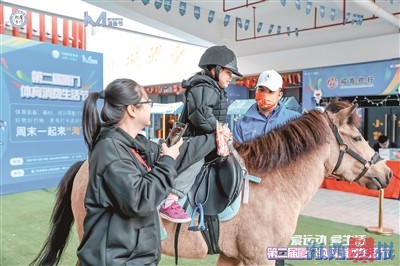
[151,102,184,114]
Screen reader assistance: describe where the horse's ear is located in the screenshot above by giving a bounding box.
[336,104,358,124]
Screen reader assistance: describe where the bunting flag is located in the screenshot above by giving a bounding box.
[305,1,312,15]
[224,14,230,27]
[331,8,336,21]
[194,6,200,20]
[287,26,290,36]
[142,0,150,5]
[237,18,243,28]
[268,24,274,34]
[320,5,325,18]
[179,2,186,16]
[277,25,281,34]
[295,27,299,37]
[295,0,301,10]
[352,14,358,25]
[357,15,364,25]
[345,12,351,23]
[257,22,263,33]
[208,10,215,23]
[281,0,286,6]
[164,0,172,12]
[154,0,163,9]
[244,19,250,31]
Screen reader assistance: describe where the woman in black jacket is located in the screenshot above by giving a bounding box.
[159,45,242,223]
[77,79,183,266]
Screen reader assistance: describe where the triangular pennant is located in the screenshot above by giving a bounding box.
[287,26,291,36]
[305,1,312,15]
[357,15,364,25]
[154,0,163,9]
[352,13,358,25]
[194,6,200,20]
[244,19,250,31]
[224,14,230,27]
[320,5,325,18]
[237,18,243,28]
[179,2,186,16]
[142,0,150,5]
[345,12,351,22]
[164,0,172,12]
[268,24,274,34]
[277,25,281,34]
[331,8,336,21]
[295,27,299,37]
[295,0,301,10]
[208,10,215,23]
[281,0,286,6]
[257,22,263,33]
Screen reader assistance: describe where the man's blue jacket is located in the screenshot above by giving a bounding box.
[233,102,300,144]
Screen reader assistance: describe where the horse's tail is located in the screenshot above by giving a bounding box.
[29,160,85,266]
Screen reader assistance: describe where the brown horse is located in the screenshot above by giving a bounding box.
[31,100,392,266]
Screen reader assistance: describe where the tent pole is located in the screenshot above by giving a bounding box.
[162,114,166,139]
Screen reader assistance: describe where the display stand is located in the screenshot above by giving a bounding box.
[365,189,394,236]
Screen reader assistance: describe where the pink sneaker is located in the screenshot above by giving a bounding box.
[160,201,191,223]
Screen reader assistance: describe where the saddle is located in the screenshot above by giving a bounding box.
[187,154,244,230]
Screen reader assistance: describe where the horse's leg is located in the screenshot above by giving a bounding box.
[216,254,241,266]
[29,161,85,266]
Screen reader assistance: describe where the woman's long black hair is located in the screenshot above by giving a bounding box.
[82,79,143,151]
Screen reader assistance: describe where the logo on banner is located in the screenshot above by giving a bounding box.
[84,11,123,27]
[52,50,61,59]
[10,10,27,29]
[82,55,98,65]
[326,77,338,90]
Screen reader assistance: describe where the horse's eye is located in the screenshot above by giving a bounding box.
[353,136,362,142]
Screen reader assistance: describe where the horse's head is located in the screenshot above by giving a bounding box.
[325,100,392,190]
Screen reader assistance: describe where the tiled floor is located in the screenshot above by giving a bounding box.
[300,188,400,234]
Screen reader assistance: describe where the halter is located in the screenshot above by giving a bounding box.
[327,112,383,183]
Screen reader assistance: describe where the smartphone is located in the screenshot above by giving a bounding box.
[165,122,188,147]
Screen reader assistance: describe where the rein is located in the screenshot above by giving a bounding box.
[325,112,383,182]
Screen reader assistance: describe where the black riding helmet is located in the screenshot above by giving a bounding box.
[198,45,243,78]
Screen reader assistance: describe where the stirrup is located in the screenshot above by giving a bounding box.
[188,204,206,231]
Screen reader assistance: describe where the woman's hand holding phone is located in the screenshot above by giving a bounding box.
[161,138,183,160]
[166,122,188,147]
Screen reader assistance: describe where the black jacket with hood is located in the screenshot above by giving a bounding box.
[77,127,176,266]
[180,74,228,137]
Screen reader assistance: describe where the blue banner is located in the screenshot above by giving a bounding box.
[302,59,400,110]
[0,35,103,195]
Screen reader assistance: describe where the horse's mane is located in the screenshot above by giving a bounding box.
[235,99,359,172]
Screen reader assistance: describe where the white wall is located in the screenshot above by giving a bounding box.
[86,27,206,86]
[239,33,400,74]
